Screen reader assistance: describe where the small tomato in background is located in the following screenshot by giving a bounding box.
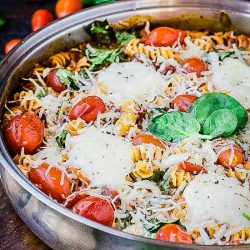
[56,0,83,18]
[4,38,22,54]
[31,9,53,31]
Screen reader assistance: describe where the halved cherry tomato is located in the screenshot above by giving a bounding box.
[31,9,53,32]
[55,0,83,18]
[217,143,245,169]
[180,57,208,77]
[156,224,192,243]
[132,134,166,149]
[73,196,114,227]
[69,96,106,123]
[4,112,44,155]
[29,163,71,203]
[145,27,186,47]
[46,68,66,92]
[4,38,22,55]
[178,161,206,174]
[171,94,198,112]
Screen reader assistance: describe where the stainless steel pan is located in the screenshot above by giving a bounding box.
[0,1,250,249]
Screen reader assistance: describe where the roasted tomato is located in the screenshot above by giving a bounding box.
[145,27,186,47]
[4,112,44,155]
[46,68,66,92]
[171,94,198,112]
[56,0,83,18]
[29,163,71,203]
[31,9,53,31]
[73,196,114,227]
[156,224,192,243]
[178,161,206,174]
[132,134,166,149]
[180,57,208,77]
[4,38,22,54]
[217,143,245,169]
[69,96,106,123]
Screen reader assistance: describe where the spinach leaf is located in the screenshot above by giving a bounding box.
[87,20,114,45]
[149,111,211,143]
[189,93,247,131]
[242,212,250,221]
[37,88,49,99]
[56,130,68,148]
[0,13,6,28]
[218,51,237,61]
[146,219,186,234]
[85,47,123,71]
[84,0,115,5]
[160,178,170,192]
[56,68,79,90]
[146,170,164,182]
[115,31,136,45]
[203,109,238,138]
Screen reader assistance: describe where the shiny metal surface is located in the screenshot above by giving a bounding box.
[0,1,250,249]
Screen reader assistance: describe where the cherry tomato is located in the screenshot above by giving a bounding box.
[156,224,192,243]
[178,161,206,174]
[132,134,166,149]
[4,38,22,55]
[180,57,208,77]
[217,144,245,169]
[171,94,198,112]
[101,186,121,209]
[46,68,66,92]
[4,112,44,155]
[69,96,106,123]
[145,27,186,47]
[29,163,71,203]
[56,0,83,18]
[73,196,114,227]
[31,9,53,32]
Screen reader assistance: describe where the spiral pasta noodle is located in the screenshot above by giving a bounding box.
[170,168,191,188]
[14,154,33,177]
[14,91,41,112]
[48,52,72,68]
[66,118,85,136]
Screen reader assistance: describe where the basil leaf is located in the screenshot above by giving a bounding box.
[149,111,211,143]
[0,13,6,28]
[146,170,164,182]
[218,51,237,61]
[115,31,136,45]
[146,219,186,234]
[37,88,49,99]
[56,130,68,148]
[189,93,248,131]
[242,212,250,221]
[203,109,238,138]
[85,47,123,71]
[56,68,79,90]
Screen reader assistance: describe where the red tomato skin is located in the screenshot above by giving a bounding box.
[217,144,245,169]
[171,94,198,112]
[132,134,166,149]
[156,224,192,243]
[69,96,106,123]
[4,38,22,55]
[4,112,44,155]
[29,163,71,203]
[73,196,114,227]
[46,69,66,92]
[180,57,208,77]
[31,9,53,31]
[178,161,206,174]
[56,0,83,18]
[145,27,186,47]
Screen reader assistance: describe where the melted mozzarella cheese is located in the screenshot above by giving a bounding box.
[65,127,133,187]
[97,62,167,106]
[210,57,250,109]
[183,172,250,231]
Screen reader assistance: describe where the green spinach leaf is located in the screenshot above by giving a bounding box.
[189,93,247,131]
[83,0,115,5]
[56,130,68,148]
[218,51,237,61]
[115,31,136,45]
[37,88,49,99]
[160,178,170,192]
[146,170,164,182]
[203,109,238,138]
[149,111,211,143]
[242,212,250,221]
[56,68,79,90]
[85,47,123,71]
